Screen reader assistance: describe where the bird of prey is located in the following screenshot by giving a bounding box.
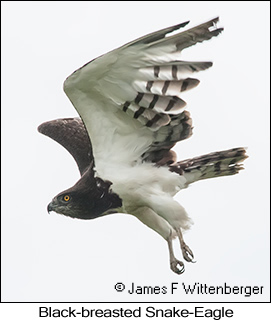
[38,17,247,274]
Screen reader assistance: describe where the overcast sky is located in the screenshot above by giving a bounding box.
[2,1,270,304]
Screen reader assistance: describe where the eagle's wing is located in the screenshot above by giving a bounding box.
[63,18,223,169]
[38,118,93,175]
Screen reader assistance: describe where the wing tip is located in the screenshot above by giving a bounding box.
[37,122,46,134]
[37,118,80,135]
[174,16,221,33]
[174,20,190,31]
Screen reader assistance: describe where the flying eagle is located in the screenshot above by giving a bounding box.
[38,17,247,274]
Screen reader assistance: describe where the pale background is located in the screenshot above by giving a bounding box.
[2,1,270,303]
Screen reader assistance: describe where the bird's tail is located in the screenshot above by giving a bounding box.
[169,147,248,185]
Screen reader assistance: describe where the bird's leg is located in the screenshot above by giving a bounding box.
[176,227,194,262]
[167,233,185,274]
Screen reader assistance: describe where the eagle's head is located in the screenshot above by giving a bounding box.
[47,168,122,219]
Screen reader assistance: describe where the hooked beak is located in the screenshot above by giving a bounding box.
[47,202,54,214]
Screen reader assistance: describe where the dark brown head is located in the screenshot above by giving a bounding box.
[47,168,122,220]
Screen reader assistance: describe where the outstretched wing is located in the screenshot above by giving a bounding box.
[63,18,223,170]
[38,118,93,175]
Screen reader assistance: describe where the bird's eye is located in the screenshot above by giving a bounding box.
[63,195,70,202]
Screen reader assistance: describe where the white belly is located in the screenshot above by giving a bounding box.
[96,162,187,213]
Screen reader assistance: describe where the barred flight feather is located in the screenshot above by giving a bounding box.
[138,61,213,81]
[133,78,200,97]
[132,93,186,115]
[122,101,170,130]
[142,111,193,164]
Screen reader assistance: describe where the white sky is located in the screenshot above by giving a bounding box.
[1,0,270,306]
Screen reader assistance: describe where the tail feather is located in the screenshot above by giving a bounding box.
[169,147,248,185]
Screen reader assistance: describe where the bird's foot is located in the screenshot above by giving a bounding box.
[175,227,195,263]
[170,259,185,275]
[181,243,195,262]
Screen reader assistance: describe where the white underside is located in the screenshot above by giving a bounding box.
[99,161,192,240]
